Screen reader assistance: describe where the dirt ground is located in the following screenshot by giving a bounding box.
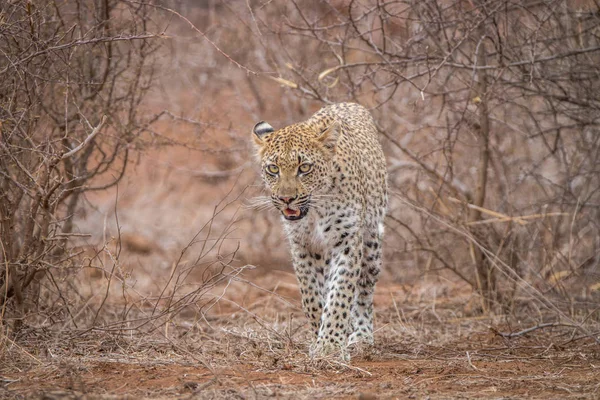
[3,272,599,400]
[11,356,599,399]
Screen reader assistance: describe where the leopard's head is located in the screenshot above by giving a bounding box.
[252,120,340,221]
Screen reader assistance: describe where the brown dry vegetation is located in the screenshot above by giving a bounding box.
[4,273,600,399]
[1,1,600,399]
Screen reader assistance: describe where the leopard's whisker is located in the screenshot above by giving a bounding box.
[244,202,273,210]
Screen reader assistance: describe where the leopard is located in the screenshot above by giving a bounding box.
[251,102,387,360]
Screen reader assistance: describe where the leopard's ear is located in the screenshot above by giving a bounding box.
[252,121,274,145]
[317,120,340,150]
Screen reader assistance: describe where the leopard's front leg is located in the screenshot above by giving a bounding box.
[311,231,362,359]
[290,242,326,335]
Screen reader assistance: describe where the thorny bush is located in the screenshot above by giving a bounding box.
[0,0,161,331]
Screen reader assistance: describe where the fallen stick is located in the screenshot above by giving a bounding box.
[491,322,564,338]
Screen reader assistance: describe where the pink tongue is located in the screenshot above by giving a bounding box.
[284,208,300,217]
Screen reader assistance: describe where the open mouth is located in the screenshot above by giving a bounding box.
[282,207,308,221]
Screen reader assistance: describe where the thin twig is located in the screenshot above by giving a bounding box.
[466,351,478,370]
[151,4,257,75]
[492,322,565,338]
[61,115,107,160]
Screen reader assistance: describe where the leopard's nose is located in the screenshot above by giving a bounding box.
[279,196,297,204]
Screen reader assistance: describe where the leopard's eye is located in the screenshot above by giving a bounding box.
[298,163,313,174]
[265,164,279,175]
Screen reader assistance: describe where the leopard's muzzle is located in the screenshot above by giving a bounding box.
[273,195,311,221]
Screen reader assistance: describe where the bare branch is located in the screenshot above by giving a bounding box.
[61,116,107,160]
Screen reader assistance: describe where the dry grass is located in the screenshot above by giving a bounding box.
[2,271,599,399]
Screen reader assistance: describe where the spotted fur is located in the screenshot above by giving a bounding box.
[252,103,387,359]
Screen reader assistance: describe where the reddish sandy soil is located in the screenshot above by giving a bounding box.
[13,355,600,399]
[4,275,600,400]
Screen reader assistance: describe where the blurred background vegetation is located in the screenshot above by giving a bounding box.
[1,0,599,342]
